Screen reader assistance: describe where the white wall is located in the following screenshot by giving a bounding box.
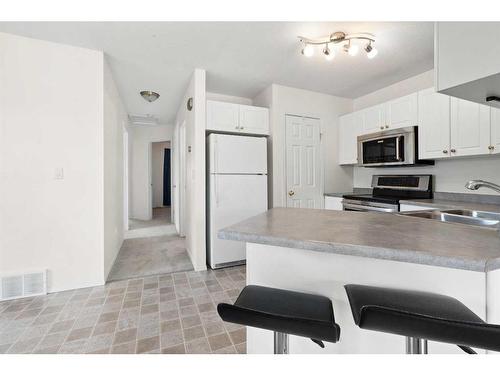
[253,84,353,207]
[0,33,107,292]
[206,92,252,105]
[351,69,500,195]
[130,125,173,220]
[103,59,129,280]
[174,69,206,271]
[353,70,434,111]
[152,141,170,208]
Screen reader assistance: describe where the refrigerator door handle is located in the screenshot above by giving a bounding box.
[214,137,219,174]
[214,175,219,207]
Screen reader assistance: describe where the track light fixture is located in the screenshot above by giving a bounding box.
[298,31,377,61]
[365,41,378,59]
[322,44,334,61]
[301,43,314,57]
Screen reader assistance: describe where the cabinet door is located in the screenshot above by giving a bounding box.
[491,108,500,154]
[338,112,363,165]
[324,196,343,210]
[386,93,418,130]
[206,100,240,132]
[362,105,386,134]
[450,98,491,157]
[238,105,269,135]
[418,88,451,159]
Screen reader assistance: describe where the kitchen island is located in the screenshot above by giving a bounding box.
[219,208,500,354]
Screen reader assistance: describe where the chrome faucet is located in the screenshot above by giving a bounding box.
[465,180,500,194]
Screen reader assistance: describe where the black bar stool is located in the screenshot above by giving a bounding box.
[217,285,340,354]
[344,284,500,354]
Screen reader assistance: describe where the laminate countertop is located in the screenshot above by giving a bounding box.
[219,208,500,272]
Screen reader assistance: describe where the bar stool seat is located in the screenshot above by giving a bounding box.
[218,285,340,352]
[345,284,500,353]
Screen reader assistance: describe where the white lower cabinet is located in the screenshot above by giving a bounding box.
[324,196,343,211]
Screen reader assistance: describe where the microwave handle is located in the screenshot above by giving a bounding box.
[396,136,401,161]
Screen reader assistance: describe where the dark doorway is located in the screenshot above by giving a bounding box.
[163,148,171,206]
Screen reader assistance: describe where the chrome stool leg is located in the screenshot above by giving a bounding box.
[406,337,428,354]
[274,332,289,354]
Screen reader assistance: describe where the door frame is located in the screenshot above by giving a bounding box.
[123,125,129,231]
[284,114,324,208]
[178,120,187,237]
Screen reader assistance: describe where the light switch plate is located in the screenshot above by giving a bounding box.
[54,168,64,180]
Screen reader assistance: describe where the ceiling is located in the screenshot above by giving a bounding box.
[0,22,434,124]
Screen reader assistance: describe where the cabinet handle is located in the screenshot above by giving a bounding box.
[385,125,389,129]
[380,126,384,130]
[288,190,295,197]
[442,150,448,154]
[450,149,456,153]
[488,145,495,151]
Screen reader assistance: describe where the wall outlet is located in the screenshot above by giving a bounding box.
[54,168,64,180]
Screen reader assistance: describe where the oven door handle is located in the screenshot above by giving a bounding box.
[343,203,397,213]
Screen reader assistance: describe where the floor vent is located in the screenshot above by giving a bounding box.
[0,270,47,301]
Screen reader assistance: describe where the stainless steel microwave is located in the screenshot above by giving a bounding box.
[357,126,434,167]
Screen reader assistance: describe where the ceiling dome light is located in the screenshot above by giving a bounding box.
[322,44,335,61]
[301,43,314,57]
[365,42,378,59]
[140,91,160,102]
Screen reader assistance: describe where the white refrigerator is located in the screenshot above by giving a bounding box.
[207,133,268,269]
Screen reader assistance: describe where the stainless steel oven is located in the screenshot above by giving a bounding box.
[357,126,432,167]
[342,199,398,212]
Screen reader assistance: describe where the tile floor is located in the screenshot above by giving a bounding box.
[0,266,246,354]
[129,207,171,230]
[107,234,194,282]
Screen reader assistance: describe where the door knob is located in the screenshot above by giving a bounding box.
[288,190,295,197]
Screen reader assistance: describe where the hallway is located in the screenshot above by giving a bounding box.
[129,207,171,230]
[107,234,193,282]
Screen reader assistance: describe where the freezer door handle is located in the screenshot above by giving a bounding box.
[214,175,219,207]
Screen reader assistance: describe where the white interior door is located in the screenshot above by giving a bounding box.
[285,115,322,208]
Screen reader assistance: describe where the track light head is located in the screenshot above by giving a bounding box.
[322,44,334,61]
[344,41,359,56]
[301,44,314,57]
[365,42,378,59]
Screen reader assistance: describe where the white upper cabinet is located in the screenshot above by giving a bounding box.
[435,22,500,109]
[206,100,240,132]
[418,88,451,160]
[338,112,363,165]
[206,100,269,135]
[490,108,500,154]
[238,105,269,135]
[362,105,385,134]
[450,98,491,157]
[385,93,418,130]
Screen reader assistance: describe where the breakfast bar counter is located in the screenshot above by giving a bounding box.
[219,208,500,354]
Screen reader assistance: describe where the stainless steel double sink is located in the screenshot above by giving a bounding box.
[399,209,500,230]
